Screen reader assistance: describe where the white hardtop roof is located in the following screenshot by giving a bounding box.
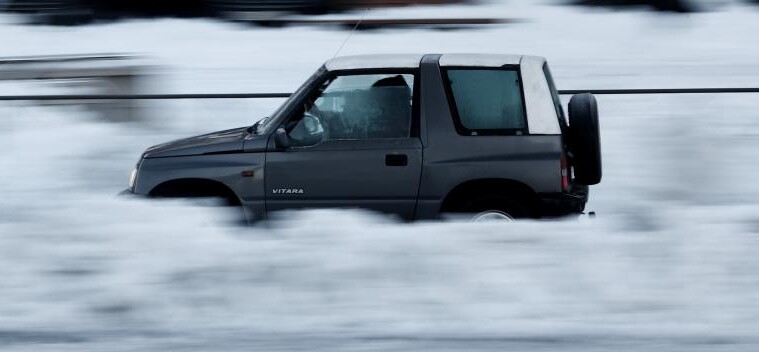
[325,54,424,71]
[324,54,545,71]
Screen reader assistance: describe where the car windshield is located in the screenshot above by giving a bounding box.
[254,69,325,134]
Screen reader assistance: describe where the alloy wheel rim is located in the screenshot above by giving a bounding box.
[471,210,515,223]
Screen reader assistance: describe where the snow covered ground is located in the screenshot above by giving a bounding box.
[2,1,759,351]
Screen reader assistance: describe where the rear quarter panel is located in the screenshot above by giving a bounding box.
[416,55,563,219]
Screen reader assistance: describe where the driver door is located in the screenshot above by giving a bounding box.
[265,72,422,219]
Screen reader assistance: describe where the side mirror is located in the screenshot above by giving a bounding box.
[274,128,290,149]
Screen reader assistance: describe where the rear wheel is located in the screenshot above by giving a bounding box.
[447,194,533,222]
[471,210,515,223]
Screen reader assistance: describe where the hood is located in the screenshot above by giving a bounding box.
[143,126,251,158]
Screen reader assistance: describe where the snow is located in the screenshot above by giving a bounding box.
[2,1,759,350]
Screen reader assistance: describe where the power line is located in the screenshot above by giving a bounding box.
[2,88,759,101]
[0,93,292,101]
[559,87,759,95]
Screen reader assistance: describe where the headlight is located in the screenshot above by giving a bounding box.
[128,167,138,191]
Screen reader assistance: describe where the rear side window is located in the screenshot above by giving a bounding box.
[444,68,527,136]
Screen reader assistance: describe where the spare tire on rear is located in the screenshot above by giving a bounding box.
[568,93,602,185]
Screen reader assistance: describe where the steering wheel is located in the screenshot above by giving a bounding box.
[302,112,324,134]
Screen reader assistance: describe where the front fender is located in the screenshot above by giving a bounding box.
[133,153,265,205]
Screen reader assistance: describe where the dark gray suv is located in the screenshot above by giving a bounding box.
[127,54,602,222]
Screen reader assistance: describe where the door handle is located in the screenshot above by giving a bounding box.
[385,154,408,167]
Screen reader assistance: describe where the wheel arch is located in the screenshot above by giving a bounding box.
[439,178,539,213]
[149,178,241,206]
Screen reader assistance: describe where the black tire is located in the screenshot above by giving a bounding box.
[568,93,602,185]
[456,194,533,221]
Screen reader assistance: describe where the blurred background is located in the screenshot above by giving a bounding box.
[3,0,759,25]
[2,0,759,351]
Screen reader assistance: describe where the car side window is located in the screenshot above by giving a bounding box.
[444,68,527,136]
[287,73,415,146]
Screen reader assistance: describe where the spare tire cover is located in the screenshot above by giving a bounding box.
[568,93,602,185]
